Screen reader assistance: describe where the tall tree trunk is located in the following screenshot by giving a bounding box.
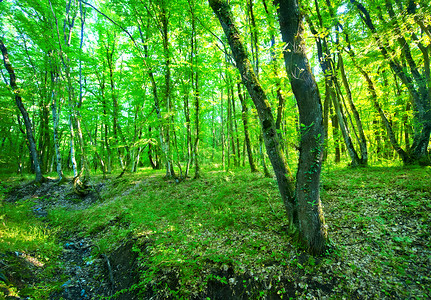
[351,56,409,162]
[338,54,368,164]
[193,71,200,178]
[50,0,80,178]
[106,40,124,170]
[190,1,200,179]
[161,6,176,178]
[275,0,328,253]
[49,52,65,182]
[248,0,270,175]
[183,92,192,177]
[232,87,241,166]
[352,0,431,164]
[330,103,341,163]
[76,2,89,181]
[306,14,362,166]
[209,0,327,254]
[322,79,330,162]
[38,95,50,173]
[237,82,258,172]
[0,39,44,183]
[323,0,368,163]
[220,87,225,169]
[262,4,287,151]
[331,82,361,166]
[139,22,174,177]
[258,129,271,177]
[97,70,112,173]
[148,126,159,170]
[227,77,237,167]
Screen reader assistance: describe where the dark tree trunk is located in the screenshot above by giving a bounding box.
[209,0,327,254]
[275,0,328,253]
[0,39,44,183]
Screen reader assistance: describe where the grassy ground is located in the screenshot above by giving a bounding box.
[0,165,430,299]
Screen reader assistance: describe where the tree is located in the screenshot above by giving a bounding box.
[209,0,328,254]
[0,39,44,183]
[306,2,367,166]
[351,0,431,165]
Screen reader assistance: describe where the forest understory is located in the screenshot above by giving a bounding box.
[0,166,430,300]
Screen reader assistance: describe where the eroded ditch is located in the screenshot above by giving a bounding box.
[0,178,348,299]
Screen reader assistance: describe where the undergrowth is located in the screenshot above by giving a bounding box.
[1,165,430,299]
[0,183,62,299]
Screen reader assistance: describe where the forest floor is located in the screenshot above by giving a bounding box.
[0,165,430,299]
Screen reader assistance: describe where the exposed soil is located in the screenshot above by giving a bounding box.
[49,237,141,300]
[2,179,117,299]
[5,178,103,213]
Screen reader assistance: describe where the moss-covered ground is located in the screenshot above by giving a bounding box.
[0,165,430,299]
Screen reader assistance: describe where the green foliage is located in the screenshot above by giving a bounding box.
[1,165,430,298]
[0,0,431,296]
[0,185,62,299]
[44,166,431,298]
[0,200,60,258]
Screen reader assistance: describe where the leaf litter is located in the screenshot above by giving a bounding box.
[0,167,430,299]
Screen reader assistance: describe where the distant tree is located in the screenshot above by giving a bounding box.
[351,0,431,165]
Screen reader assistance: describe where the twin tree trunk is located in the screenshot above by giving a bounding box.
[209,0,328,254]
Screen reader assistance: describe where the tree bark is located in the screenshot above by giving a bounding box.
[49,52,65,182]
[0,39,44,183]
[275,0,328,253]
[209,0,327,254]
[237,83,258,172]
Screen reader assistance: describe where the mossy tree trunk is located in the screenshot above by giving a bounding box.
[209,0,328,254]
[275,0,328,254]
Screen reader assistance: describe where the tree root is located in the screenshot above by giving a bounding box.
[72,176,90,197]
[102,253,116,291]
